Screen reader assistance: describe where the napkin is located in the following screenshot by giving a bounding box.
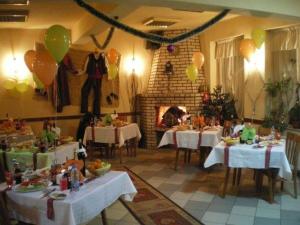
[47,198,55,220]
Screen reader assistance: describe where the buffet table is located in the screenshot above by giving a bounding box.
[6,171,137,225]
[158,126,223,169]
[83,123,141,163]
[1,142,78,171]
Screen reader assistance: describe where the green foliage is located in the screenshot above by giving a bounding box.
[202,85,238,123]
[262,116,288,132]
[103,114,113,126]
[289,102,300,122]
[40,130,56,144]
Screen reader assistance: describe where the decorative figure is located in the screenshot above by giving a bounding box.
[80,49,107,116]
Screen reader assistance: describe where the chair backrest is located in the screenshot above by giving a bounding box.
[258,126,271,136]
[285,132,300,170]
[222,120,232,137]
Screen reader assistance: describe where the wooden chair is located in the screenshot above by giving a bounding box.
[257,126,271,136]
[256,132,300,202]
[223,120,232,137]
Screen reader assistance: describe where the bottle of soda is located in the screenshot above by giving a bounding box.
[70,164,80,192]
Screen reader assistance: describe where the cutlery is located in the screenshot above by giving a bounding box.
[40,188,56,199]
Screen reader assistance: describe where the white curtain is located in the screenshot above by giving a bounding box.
[265,25,300,114]
[215,36,244,117]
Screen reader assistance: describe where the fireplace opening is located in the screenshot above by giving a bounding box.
[156,106,187,128]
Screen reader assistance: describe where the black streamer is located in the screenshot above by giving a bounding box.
[74,0,230,44]
[90,26,115,50]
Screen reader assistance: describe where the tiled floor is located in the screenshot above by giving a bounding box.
[86,149,300,225]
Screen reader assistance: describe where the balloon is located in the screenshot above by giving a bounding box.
[239,39,256,61]
[33,50,58,87]
[185,64,198,82]
[107,48,119,64]
[251,28,266,49]
[24,50,36,72]
[167,45,175,53]
[16,81,29,93]
[192,52,205,69]
[32,73,44,89]
[45,24,71,63]
[3,79,16,90]
[108,64,118,80]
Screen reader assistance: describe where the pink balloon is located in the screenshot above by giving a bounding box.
[192,52,205,69]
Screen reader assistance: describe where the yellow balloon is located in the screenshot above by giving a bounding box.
[186,64,198,82]
[251,28,266,49]
[3,79,16,90]
[108,64,118,80]
[239,39,256,61]
[16,81,29,93]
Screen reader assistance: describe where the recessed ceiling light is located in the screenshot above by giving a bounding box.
[0,0,29,6]
[143,17,179,29]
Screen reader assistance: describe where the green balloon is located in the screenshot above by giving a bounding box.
[33,73,44,89]
[186,64,198,82]
[108,64,118,80]
[45,24,71,63]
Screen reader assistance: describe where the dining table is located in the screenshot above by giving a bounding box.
[204,139,292,201]
[83,123,142,163]
[6,171,137,225]
[158,126,223,170]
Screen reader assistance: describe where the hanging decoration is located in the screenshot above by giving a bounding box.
[33,50,58,87]
[251,28,266,49]
[239,39,256,61]
[74,0,230,44]
[192,52,205,69]
[24,50,36,72]
[107,64,118,80]
[107,48,119,64]
[186,64,198,82]
[167,45,175,53]
[90,19,117,50]
[44,24,71,63]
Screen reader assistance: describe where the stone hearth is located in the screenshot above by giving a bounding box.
[138,30,206,149]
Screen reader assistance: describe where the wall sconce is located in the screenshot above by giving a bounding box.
[165,61,174,76]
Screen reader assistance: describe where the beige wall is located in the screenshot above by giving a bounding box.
[199,15,299,120]
[0,28,153,136]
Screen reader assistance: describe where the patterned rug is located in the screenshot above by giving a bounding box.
[119,166,204,225]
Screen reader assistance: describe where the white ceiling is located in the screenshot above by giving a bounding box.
[122,6,238,31]
[0,0,116,29]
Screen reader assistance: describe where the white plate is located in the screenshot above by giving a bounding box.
[49,191,67,200]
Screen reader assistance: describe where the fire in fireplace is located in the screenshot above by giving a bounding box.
[156,106,187,127]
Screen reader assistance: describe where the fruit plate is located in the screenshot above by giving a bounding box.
[89,163,111,176]
[14,182,47,193]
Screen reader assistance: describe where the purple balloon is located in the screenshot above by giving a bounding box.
[167,45,175,53]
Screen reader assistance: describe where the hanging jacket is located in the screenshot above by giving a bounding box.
[86,53,107,79]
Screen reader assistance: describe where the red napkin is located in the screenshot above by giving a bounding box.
[47,198,55,220]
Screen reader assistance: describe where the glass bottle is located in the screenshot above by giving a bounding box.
[70,164,80,192]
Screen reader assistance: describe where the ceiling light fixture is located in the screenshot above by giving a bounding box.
[143,17,179,29]
[0,0,29,6]
[0,10,29,22]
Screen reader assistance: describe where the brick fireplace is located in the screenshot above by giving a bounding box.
[138,30,206,149]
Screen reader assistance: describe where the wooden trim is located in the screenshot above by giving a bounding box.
[244,118,263,124]
[0,112,141,123]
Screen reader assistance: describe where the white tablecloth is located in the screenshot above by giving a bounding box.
[158,127,223,149]
[83,123,141,147]
[7,171,137,225]
[204,141,292,180]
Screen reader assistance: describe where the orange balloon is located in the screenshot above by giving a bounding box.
[107,48,119,64]
[239,39,256,61]
[33,50,58,87]
[192,52,205,69]
[24,50,36,72]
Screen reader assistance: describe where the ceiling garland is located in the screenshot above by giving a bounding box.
[74,0,230,44]
[90,26,115,50]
